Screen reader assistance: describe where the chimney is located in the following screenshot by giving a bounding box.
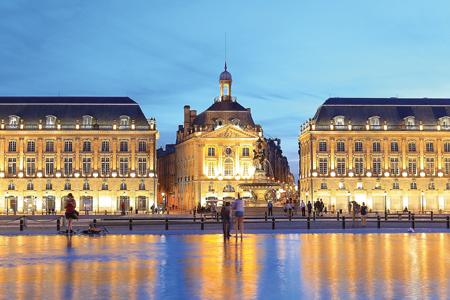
[190,110,197,124]
[184,105,191,128]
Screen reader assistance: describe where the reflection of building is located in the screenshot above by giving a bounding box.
[299,98,450,212]
[157,144,176,208]
[0,97,158,214]
[158,64,293,209]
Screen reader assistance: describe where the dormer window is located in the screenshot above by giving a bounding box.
[404,116,416,129]
[8,115,20,128]
[231,118,240,126]
[45,115,57,128]
[82,115,94,128]
[215,118,224,127]
[368,116,380,129]
[119,115,130,128]
[333,116,345,128]
[440,116,450,129]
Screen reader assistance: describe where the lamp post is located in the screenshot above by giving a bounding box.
[384,191,387,215]
[421,191,424,214]
[347,191,351,214]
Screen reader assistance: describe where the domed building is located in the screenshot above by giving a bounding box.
[158,64,294,210]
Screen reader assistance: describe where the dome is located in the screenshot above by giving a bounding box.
[219,62,232,81]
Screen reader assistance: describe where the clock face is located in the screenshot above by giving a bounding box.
[225,147,232,156]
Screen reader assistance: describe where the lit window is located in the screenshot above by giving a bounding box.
[354,157,364,175]
[27,181,34,191]
[390,141,399,152]
[372,158,382,175]
[372,141,381,152]
[410,182,417,190]
[83,181,90,191]
[138,157,147,176]
[120,182,127,190]
[368,116,380,128]
[354,141,363,152]
[8,115,20,128]
[64,157,73,176]
[7,158,17,175]
[119,115,130,128]
[404,116,416,129]
[26,158,36,176]
[333,116,345,128]
[440,116,450,129]
[320,182,327,189]
[207,147,215,157]
[82,157,92,175]
[138,141,147,152]
[8,140,17,152]
[82,115,93,128]
[336,158,346,175]
[45,158,54,176]
[425,157,435,175]
[393,181,399,189]
[224,158,234,176]
[207,162,215,177]
[390,157,400,176]
[408,142,416,152]
[119,157,129,176]
[242,147,250,157]
[408,158,417,176]
[45,115,57,128]
[27,140,36,152]
[101,157,110,176]
[319,158,328,175]
[336,141,345,152]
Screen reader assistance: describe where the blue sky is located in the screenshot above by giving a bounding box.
[2,1,450,179]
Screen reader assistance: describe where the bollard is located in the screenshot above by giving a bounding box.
[447,216,450,229]
[216,212,219,222]
[408,211,411,221]
[93,219,97,227]
[337,212,340,221]
[431,211,434,221]
[313,211,316,221]
[384,212,387,221]
[57,218,61,231]
[193,211,197,222]
[264,212,268,222]
[20,217,24,231]
[377,215,381,229]
[129,219,133,231]
[272,217,275,230]
[201,217,205,230]
[165,218,169,230]
[411,214,415,229]
[289,212,292,222]
[307,217,310,229]
[342,216,346,229]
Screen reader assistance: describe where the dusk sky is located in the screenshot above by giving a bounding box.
[2,1,450,178]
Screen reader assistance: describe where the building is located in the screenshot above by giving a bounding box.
[266,138,295,185]
[157,144,176,208]
[299,97,450,212]
[159,64,293,210]
[0,96,158,214]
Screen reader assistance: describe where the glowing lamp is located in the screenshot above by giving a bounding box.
[312,171,318,177]
[18,171,24,178]
[330,171,336,177]
[0,172,5,178]
[74,172,80,178]
[111,171,118,178]
[55,171,62,178]
[366,171,372,177]
[420,171,426,177]
[348,171,354,177]
[130,172,136,178]
[93,171,99,178]
[149,172,155,178]
[37,171,43,178]
[384,171,390,177]
[438,171,443,177]
[402,171,408,177]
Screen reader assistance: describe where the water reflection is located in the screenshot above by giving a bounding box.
[0,233,448,299]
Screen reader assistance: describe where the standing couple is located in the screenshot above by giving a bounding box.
[221,193,245,240]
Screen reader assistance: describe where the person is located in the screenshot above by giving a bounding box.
[300,200,306,216]
[403,207,409,213]
[232,193,245,239]
[267,201,273,216]
[361,202,368,227]
[348,201,352,214]
[120,201,126,216]
[307,201,312,217]
[64,193,78,234]
[288,200,293,218]
[221,202,232,240]
[151,203,155,214]
[319,199,324,216]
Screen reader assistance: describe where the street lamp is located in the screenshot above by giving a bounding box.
[421,191,424,214]
[383,191,387,216]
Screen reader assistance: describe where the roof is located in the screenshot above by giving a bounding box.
[192,100,255,127]
[0,96,150,128]
[314,97,450,126]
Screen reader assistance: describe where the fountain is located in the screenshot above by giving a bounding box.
[239,137,281,206]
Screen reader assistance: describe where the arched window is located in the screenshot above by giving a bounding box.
[83,181,90,191]
[82,115,94,128]
[8,182,15,190]
[368,116,380,128]
[215,118,224,127]
[139,182,146,190]
[64,182,71,191]
[26,181,34,191]
[119,115,130,128]
[224,158,234,176]
[120,182,127,190]
[45,182,52,190]
[223,184,235,193]
[440,116,450,129]
[333,115,345,128]
[45,115,57,128]
[231,118,240,126]
[101,182,109,190]
[8,115,20,128]
[404,116,416,129]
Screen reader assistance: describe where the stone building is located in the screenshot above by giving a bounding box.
[159,64,293,210]
[0,97,158,214]
[157,144,176,208]
[266,138,295,185]
[299,97,450,212]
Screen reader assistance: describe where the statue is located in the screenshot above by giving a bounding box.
[253,137,266,171]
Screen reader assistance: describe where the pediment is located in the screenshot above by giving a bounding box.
[202,125,259,139]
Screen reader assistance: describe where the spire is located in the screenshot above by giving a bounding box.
[224,61,227,71]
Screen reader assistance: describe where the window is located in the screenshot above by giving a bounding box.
[390,157,399,176]
[444,142,450,153]
[224,158,234,176]
[45,140,55,152]
[318,158,328,175]
[428,181,435,190]
[82,141,92,152]
[242,147,250,157]
[425,141,434,152]
[9,115,20,128]
[354,141,363,152]
[207,161,215,177]
[64,140,73,152]
[119,141,128,152]
[336,158,346,175]
[320,182,327,189]
[45,182,52,190]
[101,140,110,152]
[101,157,110,176]
[45,158,54,176]
[26,158,36,176]
[138,157,147,176]
[119,115,130,128]
[318,141,327,152]
[336,141,345,152]
[64,157,73,176]
[207,147,215,157]
[333,116,345,128]
[8,140,17,152]
[83,181,90,191]
[64,182,71,191]
[27,140,36,152]
[45,115,56,128]
[390,141,399,152]
[7,158,17,175]
[231,118,240,126]
[372,158,382,175]
[82,115,93,128]
[408,158,417,176]
[101,182,109,190]
[138,141,147,152]
[440,116,450,129]
[393,181,399,190]
[120,182,127,190]
[242,162,249,177]
[215,119,224,127]
[368,116,381,128]
[82,157,92,175]
[27,182,34,191]
[372,141,381,152]
[410,182,417,190]
[119,157,129,176]
[7,182,15,190]
[425,157,435,175]
[404,116,416,129]
[354,157,364,175]
[139,182,146,190]
[445,158,450,175]
[408,142,416,152]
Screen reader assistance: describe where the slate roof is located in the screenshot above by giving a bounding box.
[0,96,150,128]
[192,100,255,127]
[314,97,450,126]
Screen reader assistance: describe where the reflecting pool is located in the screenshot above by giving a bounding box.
[0,233,449,299]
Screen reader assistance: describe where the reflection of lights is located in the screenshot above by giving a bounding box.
[330,171,336,177]
[420,171,426,177]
